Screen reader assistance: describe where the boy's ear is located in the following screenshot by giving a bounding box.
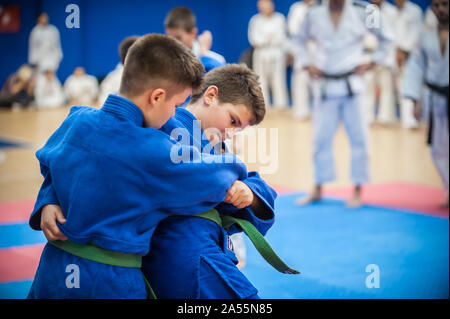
[149,88,166,106]
[203,85,219,107]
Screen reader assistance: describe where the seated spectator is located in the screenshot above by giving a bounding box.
[34,69,65,108]
[98,35,139,105]
[64,67,99,106]
[0,64,35,109]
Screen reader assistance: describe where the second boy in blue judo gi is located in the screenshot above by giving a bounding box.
[144,64,277,299]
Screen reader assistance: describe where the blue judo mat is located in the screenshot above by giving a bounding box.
[240,194,449,299]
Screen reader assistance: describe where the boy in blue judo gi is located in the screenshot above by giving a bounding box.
[143,64,278,299]
[27,34,249,299]
[39,64,299,298]
[164,7,226,73]
[402,0,449,208]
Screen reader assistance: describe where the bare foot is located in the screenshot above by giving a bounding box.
[346,196,362,208]
[296,193,321,206]
[439,196,449,209]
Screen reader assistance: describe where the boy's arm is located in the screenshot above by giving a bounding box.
[292,10,312,70]
[143,137,248,216]
[217,171,276,236]
[401,38,426,103]
[29,162,61,230]
[29,106,86,231]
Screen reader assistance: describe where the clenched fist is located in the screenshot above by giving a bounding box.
[40,204,68,241]
[224,180,255,209]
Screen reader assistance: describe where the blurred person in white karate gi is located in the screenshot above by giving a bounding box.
[64,67,99,106]
[34,69,65,109]
[287,0,317,120]
[363,0,397,125]
[294,0,393,207]
[402,0,449,208]
[424,3,438,29]
[393,0,424,129]
[28,13,62,73]
[98,36,139,105]
[248,0,289,109]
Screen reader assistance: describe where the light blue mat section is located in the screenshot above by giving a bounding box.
[0,281,32,299]
[240,194,449,299]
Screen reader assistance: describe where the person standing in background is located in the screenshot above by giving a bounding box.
[402,0,449,208]
[28,13,63,73]
[287,0,317,120]
[363,0,397,125]
[294,0,393,208]
[248,0,289,109]
[393,0,424,129]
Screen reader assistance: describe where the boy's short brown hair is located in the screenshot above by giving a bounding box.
[164,7,196,32]
[118,35,139,65]
[119,33,204,98]
[190,64,266,125]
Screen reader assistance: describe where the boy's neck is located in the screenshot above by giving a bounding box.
[185,101,202,120]
[118,93,147,120]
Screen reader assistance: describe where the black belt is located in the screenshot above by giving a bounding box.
[425,81,449,145]
[320,71,355,99]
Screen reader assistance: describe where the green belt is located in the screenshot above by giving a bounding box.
[49,208,298,299]
[49,240,157,299]
[194,209,300,275]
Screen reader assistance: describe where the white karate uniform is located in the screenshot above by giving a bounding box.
[34,74,65,108]
[393,1,424,128]
[294,0,392,185]
[64,74,99,106]
[248,11,289,108]
[98,63,123,105]
[363,1,397,124]
[287,1,316,119]
[402,26,449,192]
[28,24,63,72]
[424,6,438,30]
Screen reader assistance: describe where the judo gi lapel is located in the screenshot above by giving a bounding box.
[101,94,144,127]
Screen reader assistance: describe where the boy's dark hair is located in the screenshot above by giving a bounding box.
[119,36,139,65]
[164,7,196,32]
[191,64,266,125]
[119,34,204,98]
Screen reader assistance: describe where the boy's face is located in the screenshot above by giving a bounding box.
[199,101,253,143]
[44,70,54,81]
[393,0,405,8]
[145,87,192,129]
[258,0,274,16]
[74,67,85,76]
[38,13,49,26]
[165,27,197,50]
